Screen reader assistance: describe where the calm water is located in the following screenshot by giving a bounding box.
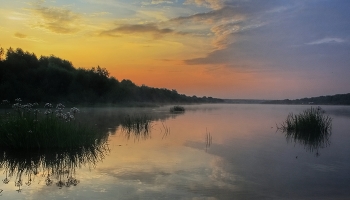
[1,104,350,199]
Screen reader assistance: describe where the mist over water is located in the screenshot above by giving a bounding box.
[1,104,350,199]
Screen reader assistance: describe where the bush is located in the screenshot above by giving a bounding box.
[170,105,185,113]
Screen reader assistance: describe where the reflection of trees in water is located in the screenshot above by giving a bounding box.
[0,140,108,192]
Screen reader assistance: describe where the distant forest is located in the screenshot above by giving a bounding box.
[263,93,350,105]
[0,47,223,104]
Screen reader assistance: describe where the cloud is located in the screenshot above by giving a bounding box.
[306,37,347,45]
[99,23,187,39]
[31,3,81,34]
[90,12,111,17]
[14,32,27,39]
[210,23,240,49]
[184,0,225,10]
[168,6,246,49]
[13,32,44,42]
[142,0,174,5]
[170,6,245,25]
[99,5,245,49]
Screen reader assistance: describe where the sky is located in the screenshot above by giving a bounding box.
[1,0,350,100]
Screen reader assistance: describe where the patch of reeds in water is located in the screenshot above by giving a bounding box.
[0,99,104,150]
[170,105,185,113]
[120,114,152,140]
[277,107,332,153]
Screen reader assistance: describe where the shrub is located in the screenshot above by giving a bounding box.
[170,105,185,113]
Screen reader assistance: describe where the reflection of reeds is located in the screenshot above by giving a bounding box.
[120,114,152,140]
[277,107,332,154]
[0,139,108,191]
[205,128,212,152]
[161,122,170,139]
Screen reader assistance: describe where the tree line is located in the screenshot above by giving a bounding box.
[0,47,223,105]
[262,93,350,105]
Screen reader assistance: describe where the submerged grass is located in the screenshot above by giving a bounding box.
[277,107,332,152]
[170,105,185,113]
[0,99,104,150]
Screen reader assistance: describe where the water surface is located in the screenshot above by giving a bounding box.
[1,104,350,199]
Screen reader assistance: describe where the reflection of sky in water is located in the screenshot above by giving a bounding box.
[1,104,350,199]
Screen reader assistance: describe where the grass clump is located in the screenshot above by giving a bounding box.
[0,99,104,150]
[170,105,185,113]
[277,107,332,152]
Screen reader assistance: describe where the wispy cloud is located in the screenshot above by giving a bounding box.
[31,3,81,34]
[184,0,225,10]
[89,12,111,17]
[306,37,347,45]
[14,32,27,39]
[99,23,186,39]
[142,0,174,5]
[168,6,246,49]
[99,6,245,49]
[13,32,44,42]
[170,6,245,25]
[210,23,240,49]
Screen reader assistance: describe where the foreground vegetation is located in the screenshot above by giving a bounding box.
[0,47,223,104]
[277,107,332,153]
[0,99,106,150]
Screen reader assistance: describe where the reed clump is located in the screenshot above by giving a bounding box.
[170,105,185,113]
[0,99,104,150]
[277,107,332,152]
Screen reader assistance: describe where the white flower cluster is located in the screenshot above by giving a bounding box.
[70,107,80,114]
[8,99,80,123]
[54,104,77,122]
[11,101,38,112]
[44,103,53,115]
